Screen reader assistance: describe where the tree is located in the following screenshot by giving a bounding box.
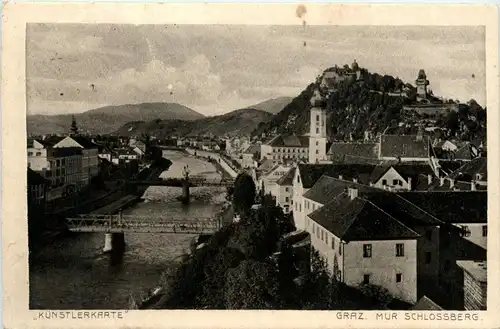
[70,115,79,135]
[232,173,256,215]
[224,260,281,309]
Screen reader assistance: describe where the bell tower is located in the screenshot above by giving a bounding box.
[416,69,429,101]
[308,89,328,164]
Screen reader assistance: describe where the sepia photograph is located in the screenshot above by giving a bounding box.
[2,2,499,329]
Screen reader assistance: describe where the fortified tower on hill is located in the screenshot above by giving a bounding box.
[308,89,328,164]
[416,69,429,101]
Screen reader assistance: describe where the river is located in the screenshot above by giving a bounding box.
[29,150,228,310]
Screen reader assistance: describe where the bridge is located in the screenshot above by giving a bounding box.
[131,177,235,188]
[67,213,223,252]
[66,214,222,234]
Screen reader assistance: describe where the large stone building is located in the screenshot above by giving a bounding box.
[52,136,99,185]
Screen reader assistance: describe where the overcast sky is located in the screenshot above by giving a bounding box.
[27,24,485,116]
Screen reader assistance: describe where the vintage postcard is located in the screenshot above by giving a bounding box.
[2,2,499,329]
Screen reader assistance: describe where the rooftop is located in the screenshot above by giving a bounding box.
[380,134,430,159]
[396,191,487,224]
[27,168,48,186]
[303,175,378,205]
[457,261,487,283]
[298,163,376,188]
[308,193,420,242]
[327,142,379,161]
[411,296,444,311]
[276,167,296,186]
[267,134,309,148]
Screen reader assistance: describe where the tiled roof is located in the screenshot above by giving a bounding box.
[308,193,420,242]
[276,167,296,186]
[257,158,275,172]
[70,136,98,149]
[396,191,487,223]
[303,175,378,205]
[27,168,48,186]
[268,134,309,148]
[412,296,444,311]
[453,143,474,161]
[369,163,435,186]
[448,157,487,182]
[42,136,64,147]
[243,144,261,155]
[380,134,429,159]
[327,142,379,161]
[298,164,377,188]
[360,192,443,226]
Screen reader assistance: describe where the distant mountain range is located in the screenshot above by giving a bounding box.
[246,97,293,114]
[27,97,291,137]
[114,108,273,138]
[27,102,205,135]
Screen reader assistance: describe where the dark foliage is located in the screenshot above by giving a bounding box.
[232,173,256,215]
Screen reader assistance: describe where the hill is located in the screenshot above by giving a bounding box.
[114,108,273,138]
[248,97,293,114]
[27,102,204,135]
[252,65,486,143]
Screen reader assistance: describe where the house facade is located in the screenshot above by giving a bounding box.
[53,136,99,185]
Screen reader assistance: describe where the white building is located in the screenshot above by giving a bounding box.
[308,89,328,164]
[306,187,419,304]
[258,164,292,199]
[53,136,99,185]
[276,167,296,214]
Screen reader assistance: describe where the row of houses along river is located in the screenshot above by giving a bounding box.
[29,149,236,309]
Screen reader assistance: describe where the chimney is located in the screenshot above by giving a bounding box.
[471,181,476,191]
[369,182,374,187]
[440,177,444,186]
[352,178,358,184]
[407,177,412,191]
[427,174,433,185]
[339,175,343,180]
[450,179,455,189]
[348,187,358,200]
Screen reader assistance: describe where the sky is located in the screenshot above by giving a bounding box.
[26,24,486,116]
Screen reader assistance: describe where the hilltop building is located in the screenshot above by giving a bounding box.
[402,69,459,116]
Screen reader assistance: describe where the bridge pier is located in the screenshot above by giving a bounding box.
[181,179,190,204]
[103,232,126,253]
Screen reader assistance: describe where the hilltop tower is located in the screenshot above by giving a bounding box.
[70,115,79,136]
[416,69,429,100]
[308,89,328,164]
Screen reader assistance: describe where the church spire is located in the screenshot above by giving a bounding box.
[70,115,79,136]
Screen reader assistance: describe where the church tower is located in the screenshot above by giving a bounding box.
[415,69,429,100]
[308,89,328,164]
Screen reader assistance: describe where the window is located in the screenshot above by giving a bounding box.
[285,197,289,203]
[36,152,42,156]
[313,224,315,234]
[285,187,289,192]
[316,141,319,146]
[299,203,302,211]
[426,230,432,241]
[393,179,399,186]
[483,225,487,237]
[316,150,319,154]
[396,273,402,283]
[331,238,335,249]
[316,128,319,134]
[363,244,372,258]
[382,179,387,186]
[312,204,316,211]
[325,234,328,245]
[316,114,320,121]
[396,243,404,257]
[425,252,432,264]
[363,274,370,284]
[321,230,324,240]
[339,243,342,255]
[28,152,33,156]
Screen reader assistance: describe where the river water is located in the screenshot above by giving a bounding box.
[29,151,227,309]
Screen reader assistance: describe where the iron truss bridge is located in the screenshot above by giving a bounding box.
[130,178,235,187]
[66,214,222,234]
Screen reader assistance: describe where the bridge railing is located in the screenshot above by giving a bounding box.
[66,214,222,233]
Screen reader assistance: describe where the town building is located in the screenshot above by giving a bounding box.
[260,134,309,164]
[241,144,260,169]
[276,167,296,213]
[308,89,329,164]
[258,164,292,198]
[457,261,487,310]
[27,168,48,210]
[306,187,419,304]
[52,136,99,185]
